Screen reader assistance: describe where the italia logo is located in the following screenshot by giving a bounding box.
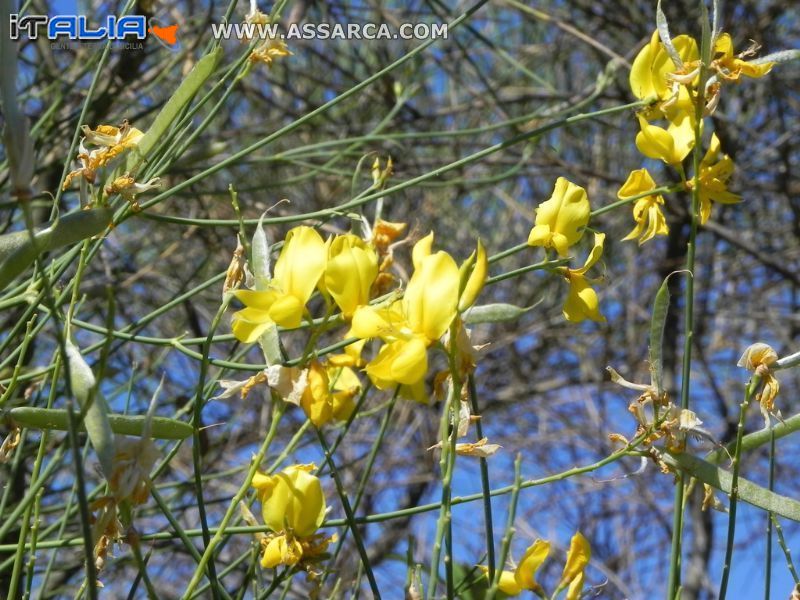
[9,14,179,48]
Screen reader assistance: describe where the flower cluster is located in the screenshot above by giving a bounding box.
[606,366,702,455]
[226,218,488,409]
[63,120,161,207]
[620,28,774,243]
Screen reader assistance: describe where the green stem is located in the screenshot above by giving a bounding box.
[765,426,775,600]
[468,374,495,582]
[65,400,98,599]
[719,376,759,598]
[180,401,285,598]
[189,299,231,599]
[0,441,649,554]
[319,387,399,587]
[666,19,710,596]
[427,329,464,600]
[314,427,382,599]
[770,513,800,584]
[487,454,522,600]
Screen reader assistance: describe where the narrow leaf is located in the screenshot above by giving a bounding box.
[656,0,685,69]
[649,276,671,396]
[706,411,800,465]
[464,302,533,325]
[699,0,712,65]
[251,212,271,291]
[66,341,115,478]
[0,207,111,291]
[753,49,800,65]
[711,0,720,45]
[665,452,800,522]
[8,407,193,440]
[126,47,222,170]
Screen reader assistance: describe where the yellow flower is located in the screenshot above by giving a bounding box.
[231,226,327,342]
[560,233,605,323]
[260,532,304,568]
[251,464,326,537]
[371,218,407,254]
[246,11,292,66]
[81,123,143,149]
[297,362,362,427]
[350,233,459,397]
[630,31,699,113]
[558,532,591,597]
[528,177,591,257]
[371,218,408,295]
[691,134,741,224]
[712,33,774,81]
[299,362,333,427]
[63,122,145,189]
[618,169,669,244]
[329,365,361,421]
[108,435,160,505]
[104,174,161,208]
[250,39,292,65]
[479,539,550,597]
[635,115,695,165]
[738,342,780,417]
[322,234,378,318]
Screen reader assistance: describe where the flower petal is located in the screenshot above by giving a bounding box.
[405,251,460,341]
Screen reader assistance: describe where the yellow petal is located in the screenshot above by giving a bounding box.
[324,235,378,318]
[273,226,327,303]
[404,251,460,341]
[528,177,590,256]
[267,294,305,329]
[629,31,698,101]
[412,232,435,271]
[259,465,326,537]
[350,304,404,341]
[702,133,722,166]
[629,31,666,100]
[301,362,333,427]
[635,115,695,165]
[617,168,658,199]
[636,117,676,163]
[565,571,585,600]
[329,366,361,420]
[737,59,774,79]
[365,337,428,386]
[622,197,668,244]
[231,307,274,343]
[514,539,550,591]
[478,567,522,597]
[667,116,696,163]
[260,534,303,568]
[563,274,604,323]
[527,224,552,248]
[498,570,524,596]
[621,218,646,243]
[559,531,591,589]
[233,289,280,311]
[458,239,488,311]
[251,471,276,494]
[575,232,605,275]
[714,32,734,60]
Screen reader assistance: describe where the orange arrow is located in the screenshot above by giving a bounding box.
[148,24,178,46]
